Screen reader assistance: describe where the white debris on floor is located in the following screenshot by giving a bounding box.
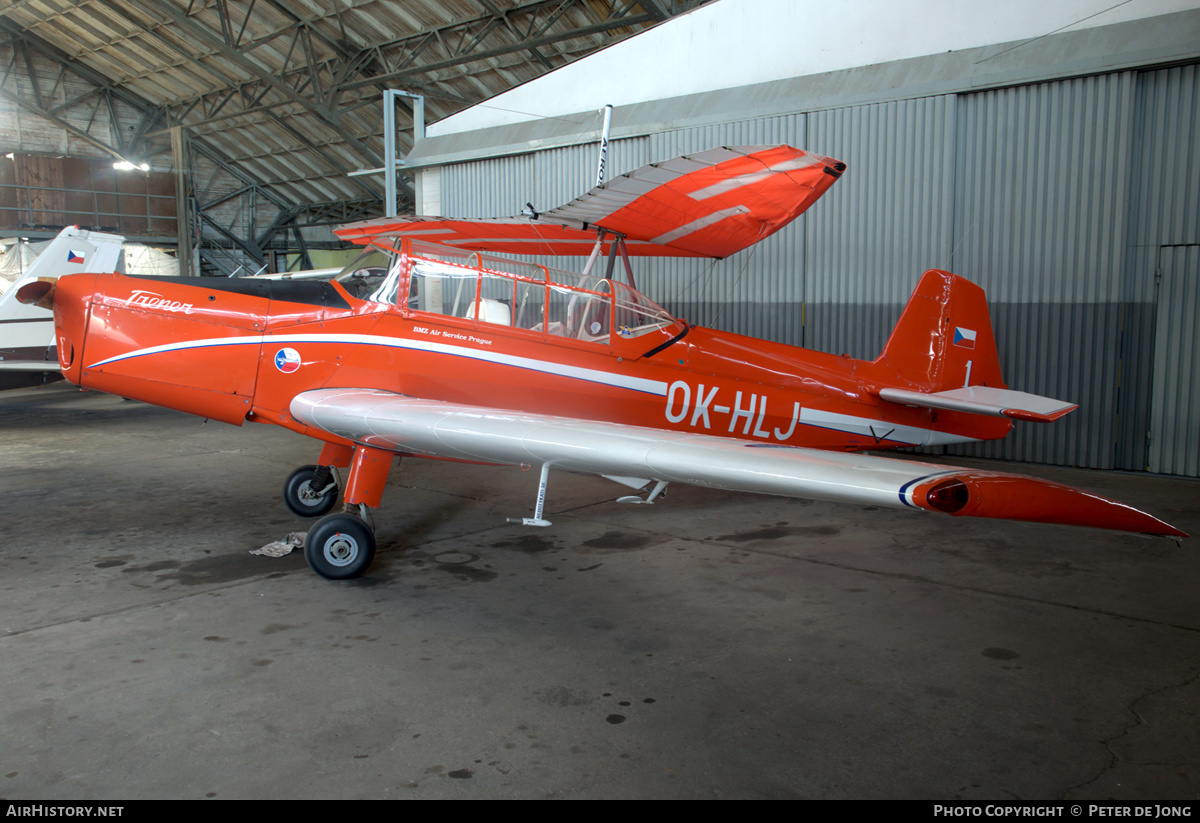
[251,532,306,557]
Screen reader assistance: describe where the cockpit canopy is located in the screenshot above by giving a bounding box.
[335,237,681,346]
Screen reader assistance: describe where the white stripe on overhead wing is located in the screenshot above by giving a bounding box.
[441,237,599,246]
[687,156,821,201]
[652,206,750,246]
[87,332,669,397]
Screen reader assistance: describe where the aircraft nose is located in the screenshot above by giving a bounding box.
[42,272,98,385]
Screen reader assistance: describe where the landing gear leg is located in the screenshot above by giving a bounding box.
[302,445,394,580]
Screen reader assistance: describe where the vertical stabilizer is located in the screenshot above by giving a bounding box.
[0,227,124,385]
[875,269,1006,392]
[0,227,124,323]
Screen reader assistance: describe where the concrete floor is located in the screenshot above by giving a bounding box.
[2,381,1198,800]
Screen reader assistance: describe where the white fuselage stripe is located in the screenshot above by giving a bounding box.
[87,332,670,396]
[86,334,981,446]
[798,407,978,447]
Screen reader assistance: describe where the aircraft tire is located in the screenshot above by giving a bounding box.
[305,513,376,580]
[283,465,339,517]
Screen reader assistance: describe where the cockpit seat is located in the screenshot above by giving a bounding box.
[470,297,511,326]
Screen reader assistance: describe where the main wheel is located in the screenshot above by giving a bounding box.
[283,465,339,517]
[304,513,376,580]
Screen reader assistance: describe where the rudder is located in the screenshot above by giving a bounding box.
[875,269,1006,392]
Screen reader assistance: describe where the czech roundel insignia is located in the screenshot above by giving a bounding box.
[67,250,85,264]
[953,327,977,349]
[274,347,302,373]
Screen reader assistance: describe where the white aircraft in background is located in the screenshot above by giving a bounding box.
[0,225,331,389]
[240,267,343,281]
[0,226,124,389]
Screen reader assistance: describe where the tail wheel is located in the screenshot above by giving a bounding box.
[283,465,339,517]
[304,512,376,580]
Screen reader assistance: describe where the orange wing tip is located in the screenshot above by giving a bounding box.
[913,473,1186,538]
[1002,404,1079,423]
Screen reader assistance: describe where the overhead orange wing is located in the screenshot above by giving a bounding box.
[337,146,846,258]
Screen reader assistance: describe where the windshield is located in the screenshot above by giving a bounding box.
[342,237,681,343]
[335,247,402,303]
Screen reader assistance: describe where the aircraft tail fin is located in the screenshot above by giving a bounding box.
[874,270,1078,423]
[875,269,1005,394]
[0,227,124,320]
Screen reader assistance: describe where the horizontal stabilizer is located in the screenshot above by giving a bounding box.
[879,386,1078,422]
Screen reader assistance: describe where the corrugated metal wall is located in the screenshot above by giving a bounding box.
[442,115,815,349]
[1134,65,1200,475]
[805,96,956,356]
[1150,245,1200,475]
[437,64,1200,476]
[947,73,1137,467]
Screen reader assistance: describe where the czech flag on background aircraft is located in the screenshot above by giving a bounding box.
[67,250,85,264]
[953,327,977,349]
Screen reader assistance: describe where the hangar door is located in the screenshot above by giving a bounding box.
[1123,64,1200,476]
[1148,245,1200,475]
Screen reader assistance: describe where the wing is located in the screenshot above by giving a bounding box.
[290,389,1185,538]
[336,146,845,259]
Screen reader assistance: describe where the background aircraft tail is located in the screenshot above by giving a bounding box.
[875,269,1005,393]
[0,226,124,320]
[0,227,124,387]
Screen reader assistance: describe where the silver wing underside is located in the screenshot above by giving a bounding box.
[290,388,954,511]
[288,388,1186,537]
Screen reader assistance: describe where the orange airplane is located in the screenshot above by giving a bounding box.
[18,146,1185,580]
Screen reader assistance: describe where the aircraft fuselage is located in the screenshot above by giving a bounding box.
[50,252,1009,458]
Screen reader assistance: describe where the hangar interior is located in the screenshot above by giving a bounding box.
[408,4,1200,478]
[2,0,1199,801]
[0,0,711,268]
